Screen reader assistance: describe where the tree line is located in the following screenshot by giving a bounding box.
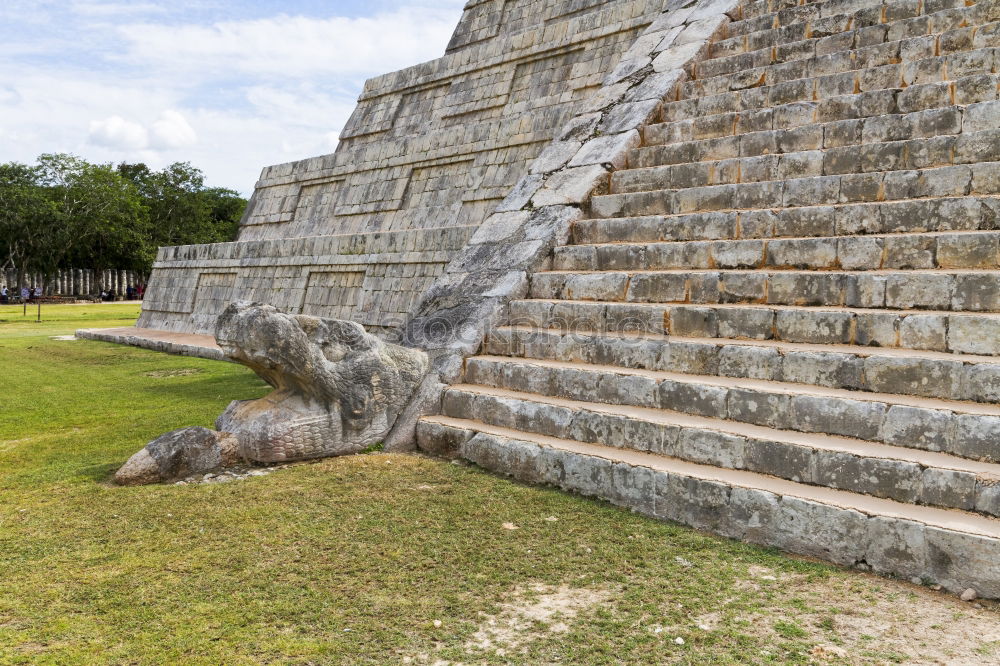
[0,153,246,292]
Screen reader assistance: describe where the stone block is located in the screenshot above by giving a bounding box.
[676,428,746,468]
[659,380,729,417]
[880,405,954,453]
[775,309,852,344]
[716,307,774,339]
[532,165,610,207]
[790,394,885,440]
[898,314,948,351]
[772,496,869,566]
[921,467,977,510]
[569,131,641,170]
[865,517,927,581]
[867,356,964,399]
[718,345,782,380]
[781,351,865,390]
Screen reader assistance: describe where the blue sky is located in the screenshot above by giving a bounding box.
[0,0,466,194]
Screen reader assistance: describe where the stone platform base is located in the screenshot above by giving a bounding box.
[76,327,225,362]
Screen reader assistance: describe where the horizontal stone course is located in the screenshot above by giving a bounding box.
[510,298,1000,354]
[530,267,1000,313]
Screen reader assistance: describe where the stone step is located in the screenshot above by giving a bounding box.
[440,384,1000,515]
[683,40,998,102]
[658,75,1000,127]
[674,48,998,131]
[485,325,1000,402]
[553,231,1000,273]
[731,0,946,36]
[530,268,1000,313]
[704,8,997,80]
[728,0,977,38]
[592,164,1000,218]
[640,102,991,158]
[629,123,998,173]
[462,354,1000,460]
[416,417,1000,597]
[509,299,1000,355]
[571,197,1000,245]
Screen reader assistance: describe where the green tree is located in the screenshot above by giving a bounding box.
[118,162,244,250]
[0,162,56,289]
[37,153,148,291]
[0,155,245,294]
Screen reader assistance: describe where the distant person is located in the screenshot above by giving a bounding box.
[126,285,135,300]
[20,286,28,302]
[108,288,116,302]
[100,289,108,302]
[1,286,7,304]
[137,284,145,300]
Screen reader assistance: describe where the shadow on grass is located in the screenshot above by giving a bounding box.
[73,461,125,485]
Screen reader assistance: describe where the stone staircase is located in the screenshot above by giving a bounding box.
[417,0,1000,595]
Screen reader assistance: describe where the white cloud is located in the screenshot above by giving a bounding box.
[150,110,197,149]
[0,85,19,104]
[88,111,197,151]
[72,2,166,16]
[118,7,461,78]
[88,115,149,150]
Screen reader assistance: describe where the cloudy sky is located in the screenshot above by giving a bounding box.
[0,0,466,194]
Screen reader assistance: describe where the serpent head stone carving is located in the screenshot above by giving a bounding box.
[115,302,429,485]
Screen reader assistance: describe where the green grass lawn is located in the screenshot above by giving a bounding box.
[1,304,998,664]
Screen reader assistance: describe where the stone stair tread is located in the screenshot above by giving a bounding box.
[446,383,1000,477]
[470,354,1000,417]
[422,415,1000,539]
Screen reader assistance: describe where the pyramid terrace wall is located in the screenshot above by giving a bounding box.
[138,0,669,335]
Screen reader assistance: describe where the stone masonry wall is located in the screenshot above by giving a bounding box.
[138,226,473,334]
[138,0,671,335]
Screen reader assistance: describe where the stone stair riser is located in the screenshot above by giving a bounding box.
[530,270,1000,313]
[572,197,1000,244]
[554,232,1000,273]
[509,299,1000,355]
[487,327,1000,403]
[630,124,999,171]
[595,164,1000,218]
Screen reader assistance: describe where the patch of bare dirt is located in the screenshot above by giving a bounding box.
[144,368,203,378]
[465,583,614,656]
[733,567,1000,664]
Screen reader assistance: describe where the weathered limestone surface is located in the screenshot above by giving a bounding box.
[116,303,428,484]
[115,428,239,486]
